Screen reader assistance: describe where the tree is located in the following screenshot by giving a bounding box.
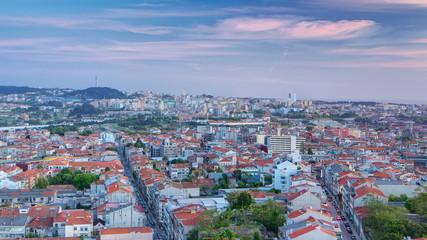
[250,200,286,235]
[405,193,427,217]
[48,168,99,190]
[215,228,236,239]
[73,172,100,190]
[253,231,261,240]
[33,177,49,189]
[233,170,243,181]
[229,192,254,210]
[134,138,145,148]
[306,126,314,131]
[307,148,314,155]
[264,175,273,185]
[365,195,427,239]
[162,156,169,161]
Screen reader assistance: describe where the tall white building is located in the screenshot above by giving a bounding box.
[289,92,297,105]
[266,135,305,154]
[101,132,115,144]
[273,160,300,193]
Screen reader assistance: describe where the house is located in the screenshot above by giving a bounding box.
[106,182,135,204]
[169,163,190,180]
[285,224,337,240]
[104,203,145,228]
[53,210,93,237]
[100,227,153,240]
[288,190,322,211]
[0,189,56,206]
[287,207,333,224]
[0,216,29,239]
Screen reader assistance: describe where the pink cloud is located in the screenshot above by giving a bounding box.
[211,17,375,40]
[218,18,292,32]
[412,38,427,43]
[281,20,375,40]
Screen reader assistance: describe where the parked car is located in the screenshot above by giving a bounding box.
[347,227,353,234]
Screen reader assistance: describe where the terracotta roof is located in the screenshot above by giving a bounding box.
[354,186,387,199]
[28,206,60,218]
[288,224,336,239]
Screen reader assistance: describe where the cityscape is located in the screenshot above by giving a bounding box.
[0,86,425,240]
[1,1,427,240]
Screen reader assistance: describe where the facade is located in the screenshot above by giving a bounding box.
[160,139,178,158]
[266,135,305,154]
[105,204,145,228]
[0,216,29,239]
[274,160,300,193]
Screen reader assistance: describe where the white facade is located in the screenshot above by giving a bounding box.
[274,161,300,193]
[267,135,305,154]
[289,191,322,211]
[105,204,145,228]
[65,223,93,237]
[101,132,115,144]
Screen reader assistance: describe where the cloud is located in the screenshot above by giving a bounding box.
[0,38,62,47]
[205,17,375,40]
[311,0,427,10]
[412,38,427,43]
[331,47,427,57]
[0,38,239,63]
[0,15,88,28]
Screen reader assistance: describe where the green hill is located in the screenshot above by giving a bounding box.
[0,86,43,95]
[65,87,126,99]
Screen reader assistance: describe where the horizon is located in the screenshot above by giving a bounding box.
[0,0,426,102]
[2,84,425,105]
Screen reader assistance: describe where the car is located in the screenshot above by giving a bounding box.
[341,216,346,221]
[344,222,350,227]
[347,227,353,234]
[351,236,356,240]
[336,216,342,220]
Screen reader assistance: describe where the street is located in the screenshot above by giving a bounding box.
[324,188,359,240]
[117,144,167,240]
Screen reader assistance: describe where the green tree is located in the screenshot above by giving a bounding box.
[134,138,145,148]
[264,175,273,185]
[253,231,261,240]
[307,148,314,155]
[229,192,254,210]
[33,177,49,189]
[215,228,236,239]
[306,126,314,131]
[250,200,286,235]
[365,195,427,239]
[73,172,100,190]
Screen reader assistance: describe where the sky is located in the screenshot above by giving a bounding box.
[0,0,426,103]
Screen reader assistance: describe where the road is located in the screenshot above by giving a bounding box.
[117,144,167,240]
[324,188,359,240]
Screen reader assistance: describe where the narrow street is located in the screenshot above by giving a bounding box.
[324,189,359,240]
[118,144,167,240]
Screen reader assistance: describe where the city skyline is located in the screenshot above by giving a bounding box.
[0,0,426,103]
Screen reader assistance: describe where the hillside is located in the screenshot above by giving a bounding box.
[64,87,126,99]
[0,86,43,95]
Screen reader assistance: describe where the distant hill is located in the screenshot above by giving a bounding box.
[0,86,43,95]
[64,87,126,99]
